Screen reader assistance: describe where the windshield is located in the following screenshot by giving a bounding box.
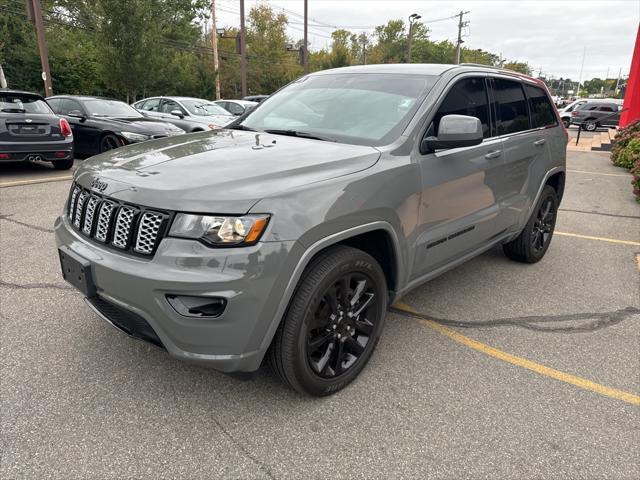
[85,99,142,118]
[0,93,52,114]
[238,73,437,146]
[180,99,231,116]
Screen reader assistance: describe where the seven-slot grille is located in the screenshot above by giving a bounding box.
[67,183,169,256]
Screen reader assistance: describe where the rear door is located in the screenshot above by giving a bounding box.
[491,78,553,229]
[412,75,509,278]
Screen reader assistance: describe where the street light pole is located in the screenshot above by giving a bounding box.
[407,13,421,63]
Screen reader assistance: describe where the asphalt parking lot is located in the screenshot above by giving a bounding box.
[1,150,639,479]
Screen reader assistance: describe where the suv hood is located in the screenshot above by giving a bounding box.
[75,129,380,213]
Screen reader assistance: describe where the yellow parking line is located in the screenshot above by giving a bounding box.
[394,302,640,406]
[555,231,640,246]
[567,169,629,178]
[0,175,73,188]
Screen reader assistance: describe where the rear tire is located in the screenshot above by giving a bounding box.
[583,119,598,131]
[503,185,558,263]
[268,245,387,396]
[52,158,74,170]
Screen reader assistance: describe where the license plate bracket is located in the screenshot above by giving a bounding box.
[58,246,96,297]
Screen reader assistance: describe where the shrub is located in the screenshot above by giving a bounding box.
[632,156,640,204]
[611,119,640,168]
[614,138,640,170]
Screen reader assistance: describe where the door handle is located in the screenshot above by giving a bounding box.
[484,150,501,159]
[533,138,546,146]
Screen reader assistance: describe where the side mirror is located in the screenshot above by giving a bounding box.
[68,110,86,120]
[421,114,483,153]
[170,109,184,118]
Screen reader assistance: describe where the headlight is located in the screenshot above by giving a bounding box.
[169,214,270,246]
[120,131,150,142]
[208,124,221,130]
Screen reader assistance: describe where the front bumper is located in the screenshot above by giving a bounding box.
[54,214,302,372]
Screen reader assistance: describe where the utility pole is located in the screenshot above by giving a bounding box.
[362,35,368,65]
[455,11,470,64]
[239,0,247,97]
[211,0,221,100]
[303,0,309,74]
[407,13,421,63]
[27,0,53,96]
[614,67,622,94]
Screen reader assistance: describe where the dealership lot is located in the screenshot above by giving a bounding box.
[1,151,639,479]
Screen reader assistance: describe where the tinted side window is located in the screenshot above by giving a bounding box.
[47,98,63,114]
[433,77,490,138]
[60,99,83,115]
[160,99,184,114]
[226,102,244,115]
[141,98,161,111]
[598,105,614,112]
[493,79,530,134]
[524,84,556,128]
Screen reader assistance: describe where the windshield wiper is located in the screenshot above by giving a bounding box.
[263,129,336,142]
[228,124,258,131]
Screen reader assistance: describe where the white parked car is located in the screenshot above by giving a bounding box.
[214,99,258,116]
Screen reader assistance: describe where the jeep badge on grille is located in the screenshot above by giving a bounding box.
[90,178,108,193]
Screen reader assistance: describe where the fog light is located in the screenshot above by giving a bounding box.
[166,295,226,318]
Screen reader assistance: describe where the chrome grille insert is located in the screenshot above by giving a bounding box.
[82,196,100,235]
[67,182,168,256]
[94,201,116,243]
[134,212,165,254]
[73,191,88,228]
[112,206,137,249]
[69,186,80,218]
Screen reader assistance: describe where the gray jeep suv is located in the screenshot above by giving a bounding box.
[55,64,567,396]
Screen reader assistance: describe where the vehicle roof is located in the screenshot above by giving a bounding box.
[0,89,45,99]
[46,95,121,102]
[311,63,540,82]
[576,101,619,107]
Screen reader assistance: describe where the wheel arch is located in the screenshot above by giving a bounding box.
[545,170,566,202]
[256,222,404,360]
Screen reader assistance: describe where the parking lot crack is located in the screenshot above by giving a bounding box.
[0,280,72,291]
[390,306,640,333]
[559,208,640,220]
[0,214,54,233]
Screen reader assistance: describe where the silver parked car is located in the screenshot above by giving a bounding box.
[570,101,622,131]
[56,64,567,396]
[214,99,258,116]
[133,96,235,132]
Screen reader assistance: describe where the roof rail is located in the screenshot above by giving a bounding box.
[459,63,503,70]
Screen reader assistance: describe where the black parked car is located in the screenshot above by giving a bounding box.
[46,96,184,156]
[0,90,74,170]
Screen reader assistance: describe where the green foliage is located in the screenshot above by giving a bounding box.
[632,154,640,204]
[0,5,542,101]
[613,138,640,170]
[611,120,640,169]
[503,61,532,75]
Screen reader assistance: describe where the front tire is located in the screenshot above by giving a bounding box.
[503,185,558,263]
[100,134,121,153]
[268,246,387,396]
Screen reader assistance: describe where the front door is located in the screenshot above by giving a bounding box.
[412,75,508,280]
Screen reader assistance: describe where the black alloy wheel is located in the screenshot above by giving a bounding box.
[268,245,387,396]
[531,196,555,255]
[306,272,378,378]
[503,185,559,263]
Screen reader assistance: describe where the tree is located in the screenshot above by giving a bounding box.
[504,61,532,75]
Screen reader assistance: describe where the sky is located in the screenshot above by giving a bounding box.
[215,0,640,81]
